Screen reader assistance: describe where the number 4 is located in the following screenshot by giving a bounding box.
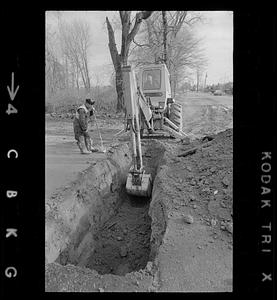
[6,103,18,115]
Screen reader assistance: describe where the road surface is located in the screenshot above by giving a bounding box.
[176,91,233,108]
[45,118,123,200]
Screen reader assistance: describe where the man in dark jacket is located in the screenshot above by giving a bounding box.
[73,98,97,154]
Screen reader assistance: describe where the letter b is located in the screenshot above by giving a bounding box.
[7,190,18,198]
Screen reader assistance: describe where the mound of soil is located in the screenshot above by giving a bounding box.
[165,128,233,238]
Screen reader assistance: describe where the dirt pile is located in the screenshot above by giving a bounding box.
[142,128,233,292]
[163,128,233,239]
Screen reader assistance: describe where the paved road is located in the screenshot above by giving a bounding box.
[45,123,121,200]
[45,138,107,200]
[176,91,233,108]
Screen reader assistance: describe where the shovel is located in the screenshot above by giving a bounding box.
[93,111,106,153]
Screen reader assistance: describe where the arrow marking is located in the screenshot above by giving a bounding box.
[7,72,20,101]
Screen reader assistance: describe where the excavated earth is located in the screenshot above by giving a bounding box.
[46,94,233,292]
[45,128,233,292]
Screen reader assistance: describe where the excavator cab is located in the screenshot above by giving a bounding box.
[138,64,183,136]
[139,63,172,109]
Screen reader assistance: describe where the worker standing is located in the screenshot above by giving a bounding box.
[73,98,97,154]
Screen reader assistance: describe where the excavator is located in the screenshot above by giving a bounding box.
[122,63,189,198]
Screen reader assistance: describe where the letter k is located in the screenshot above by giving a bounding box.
[6,228,17,238]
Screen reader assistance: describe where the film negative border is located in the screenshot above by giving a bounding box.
[0,7,275,298]
[0,7,45,297]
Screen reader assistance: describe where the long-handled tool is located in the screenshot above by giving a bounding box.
[93,111,106,153]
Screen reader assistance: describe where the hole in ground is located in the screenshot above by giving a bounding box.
[57,191,151,276]
[56,140,165,276]
[86,192,151,276]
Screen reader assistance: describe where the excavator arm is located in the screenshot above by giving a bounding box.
[122,65,152,197]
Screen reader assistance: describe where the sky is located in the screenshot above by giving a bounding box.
[195,11,233,84]
[46,11,233,86]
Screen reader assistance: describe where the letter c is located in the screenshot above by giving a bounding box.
[7,149,18,159]
[5,266,17,278]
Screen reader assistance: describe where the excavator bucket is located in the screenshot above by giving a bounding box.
[126,172,152,197]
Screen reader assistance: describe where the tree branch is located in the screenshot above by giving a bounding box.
[184,14,203,26]
[141,11,153,20]
[127,11,153,44]
[132,38,151,48]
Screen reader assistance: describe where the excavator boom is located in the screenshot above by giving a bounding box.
[122,65,152,197]
[122,63,189,198]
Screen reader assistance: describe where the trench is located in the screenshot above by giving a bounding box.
[53,140,166,277]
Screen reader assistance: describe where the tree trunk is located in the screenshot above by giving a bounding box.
[76,74,79,90]
[115,69,124,111]
[65,56,69,89]
[106,17,124,111]
[196,70,199,92]
[84,58,90,91]
[162,11,168,67]
[106,12,153,112]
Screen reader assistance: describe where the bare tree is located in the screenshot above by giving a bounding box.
[58,19,92,93]
[169,27,207,95]
[46,25,67,99]
[129,11,206,96]
[106,11,153,111]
